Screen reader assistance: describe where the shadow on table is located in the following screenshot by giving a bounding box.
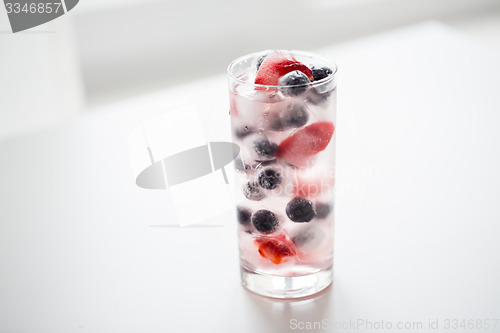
[243,284,335,333]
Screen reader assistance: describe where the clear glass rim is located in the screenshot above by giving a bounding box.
[227,49,338,89]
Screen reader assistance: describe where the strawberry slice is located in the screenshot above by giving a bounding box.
[293,168,336,197]
[255,51,314,86]
[277,122,335,167]
[294,178,322,197]
[256,234,296,264]
[294,175,335,197]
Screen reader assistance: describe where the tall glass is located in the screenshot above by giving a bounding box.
[228,50,337,298]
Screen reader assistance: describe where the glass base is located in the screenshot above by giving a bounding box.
[240,265,333,299]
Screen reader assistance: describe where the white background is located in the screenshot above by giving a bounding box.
[1,21,500,332]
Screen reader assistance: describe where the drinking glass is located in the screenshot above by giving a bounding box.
[228,50,337,298]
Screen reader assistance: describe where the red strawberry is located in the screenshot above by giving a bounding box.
[294,174,335,197]
[256,234,296,264]
[294,178,322,197]
[277,122,335,167]
[255,51,314,86]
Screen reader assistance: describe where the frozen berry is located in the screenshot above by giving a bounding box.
[267,112,285,131]
[293,176,331,197]
[243,182,264,201]
[286,197,315,222]
[258,169,281,190]
[256,53,268,70]
[252,210,279,234]
[277,122,335,167]
[315,203,331,219]
[307,88,331,105]
[284,104,309,128]
[255,51,314,86]
[257,237,296,264]
[237,207,251,225]
[291,227,326,253]
[311,67,333,81]
[292,229,315,247]
[254,139,278,159]
[268,104,309,131]
[278,70,311,96]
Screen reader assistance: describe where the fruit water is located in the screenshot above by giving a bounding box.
[228,50,337,298]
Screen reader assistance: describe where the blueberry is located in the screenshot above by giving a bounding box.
[278,70,311,96]
[286,197,315,222]
[268,112,286,131]
[270,119,285,131]
[307,88,332,105]
[256,53,269,70]
[252,210,279,234]
[311,67,333,81]
[269,105,309,131]
[315,203,332,219]
[254,139,278,158]
[237,207,252,225]
[258,169,281,190]
[284,104,309,128]
[243,182,264,201]
[292,229,315,247]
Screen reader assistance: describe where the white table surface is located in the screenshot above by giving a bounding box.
[1,22,500,333]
